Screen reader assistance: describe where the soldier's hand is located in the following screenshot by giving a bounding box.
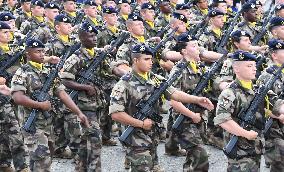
[196,97,214,111]
[192,113,202,123]
[78,113,90,128]
[149,37,161,43]
[85,85,97,96]
[0,85,11,95]
[0,77,6,85]
[48,56,60,64]
[245,130,258,140]
[160,59,174,71]
[39,101,52,111]
[142,119,153,130]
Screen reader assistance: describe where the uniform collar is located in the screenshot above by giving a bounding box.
[28,61,43,71]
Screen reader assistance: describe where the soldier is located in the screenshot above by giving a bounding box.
[15,0,32,29]
[11,38,89,172]
[214,50,284,172]
[269,17,284,41]
[83,0,103,28]
[175,3,196,30]
[257,39,284,172]
[4,0,18,13]
[140,3,159,38]
[109,43,214,171]
[189,0,209,21]
[155,0,172,30]
[117,0,131,30]
[275,4,284,18]
[166,33,210,171]
[62,0,78,25]
[60,22,109,171]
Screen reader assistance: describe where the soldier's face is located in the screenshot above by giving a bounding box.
[104,13,118,26]
[7,0,17,7]
[22,2,31,12]
[56,23,73,35]
[211,15,224,28]
[31,6,44,17]
[175,20,186,34]
[277,9,284,18]
[245,9,257,22]
[217,3,228,14]
[129,21,144,36]
[184,41,200,61]
[45,9,60,20]
[273,49,284,64]
[235,36,251,51]
[80,32,97,48]
[197,0,208,10]
[0,29,11,43]
[160,2,172,14]
[234,61,256,80]
[134,54,153,73]
[84,6,97,18]
[26,48,45,63]
[105,1,116,8]
[64,1,77,12]
[273,26,284,40]
[120,3,131,15]
[141,9,155,22]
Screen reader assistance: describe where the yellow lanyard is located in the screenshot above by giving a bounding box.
[107,25,118,34]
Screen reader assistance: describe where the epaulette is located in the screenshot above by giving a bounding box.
[237,22,245,27]
[121,73,131,81]
[229,81,238,89]
[266,65,278,74]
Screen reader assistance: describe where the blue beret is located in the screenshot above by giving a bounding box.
[103,7,118,14]
[208,9,225,17]
[269,17,284,29]
[20,0,31,3]
[275,4,284,12]
[141,3,155,10]
[231,30,251,39]
[231,51,257,61]
[212,0,226,4]
[116,0,129,4]
[26,38,45,48]
[84,0,97,6]
[132,44,153,55]
[242,2,257,12]
[80,22,98,34]
[0,21,11,29]
[0,12,16,21]
[45,2,60,9]
[157,0,169,5]
[172,12,187,23]
[31,0,45,7]
[268,39,284,50]
[128,13,143,21]
[176,3,190,10]
[249,0,262,6]
[177,33,197,42]
[54,14,72,23]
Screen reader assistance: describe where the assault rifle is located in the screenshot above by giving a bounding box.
[119,61,188,146]
[155,24,170,38]
[69,31,129,100]
[22,43,81,133]
[172,53,228,131]
[74,11,86,25]
[223,63,284,159]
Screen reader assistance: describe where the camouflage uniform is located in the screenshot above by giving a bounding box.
[84,16,103,29]
[155,13,170,30]
[60,47,110,171]
[199,27,223,52]
[0,93,29,171]
[188,5,207,21]
[144,21,159,38]
[117,15,128,30]
[257,64,284,172]
[34,21,56,44]
[109,71,176,171]
[15,9,31,29]
[20,17,45,36]
[61,11,85,26]
[97,26,122,48]
[166,59,209,171]
[11,62,65,171]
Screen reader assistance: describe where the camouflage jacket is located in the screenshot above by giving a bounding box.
[97,26,122,48]
[117,15,127,31]
[109,71,175,148]
[155,13,170,30]
[188,6,207,21]
[84,16,103,29]
[61,10,85,26]
[15,9,31,29]
[20,16,46,35]
[46,34,78,57]
[199,27,223,51]
[144,21,159,38]
[34,21,57,44]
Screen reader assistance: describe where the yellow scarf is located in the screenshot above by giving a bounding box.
[90,17,98,25]
[223,15,227,23]
[200,9,208,15]
[29,61,43,71]
[133,35,145,43]
[276,63,284,73]
[35,16,44,23]
[239,80,252,90]
[189,61,198,73]
[0,44,10,53]
[9,32,14,41]
[47,20,54,28]
[170,2,176,8]
[165,14,171,22]
[107,25,118,34]
[186,21,190,29]
[85,48,95,57]
[121,14,128,20]
[138,72,149,80]
[68,12,77,17]
[228,7,233,14]
[58,34,69,43]
[25,11,32,18]
[213,28,222,38]
[146,21,154,29]
[97,5,102,11]
[249,22,256,27]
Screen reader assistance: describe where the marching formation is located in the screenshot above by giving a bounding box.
[0,0,283,172]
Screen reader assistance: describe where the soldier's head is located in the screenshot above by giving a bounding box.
[174,33,200,61]
[131,44,153,73]
[269,17,284,40]
[104,0,117,8]
[25,38,45,63]
[63,0,77,13]
[140,3,155,22]
[7,0,17,8]
[0,22,12,44]
[170,13,187,34]
[158,0,172,14]
[78,22,98,48]
[83,0,98,18]
[0,12,16,31]
[242,2,257,22]
[175,3,192,19]
[269,39,284,64]
[275,4,284,18]
[231,30,251,51]
[277,0,284,5]
[194,0,208,10]
[208,9,225,29]
[31,0,45,17]
[44,2,60,21]
[20,0,32,12]
[126,13,145,36]
[250,0,263,19]
[103,7,118,26]
[211,0,227,14]
[117,0,131,16]
[231,51,257,80]
[54,14,73,35]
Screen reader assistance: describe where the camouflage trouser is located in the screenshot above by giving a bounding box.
[24,129,52,172]
[128,149,153,172]
[165,109,179,153]
[75,111,102,172]
[0,103,28,171]
[227,156,261,172]
[53,111,82,154]
[100,108,113,141]
[264,138,284,172]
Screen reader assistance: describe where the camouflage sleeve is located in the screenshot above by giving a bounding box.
[167,64,182,91]
[109,80,128,115]
[116,42,131,63]
[215,59,234,85]
[11,68,28,93]
[161,40,175,60]
[214,88,236,125]
[19,21,30,35]
[198,34,208,49]
[154,74,176,99]
[60,54,81,80]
